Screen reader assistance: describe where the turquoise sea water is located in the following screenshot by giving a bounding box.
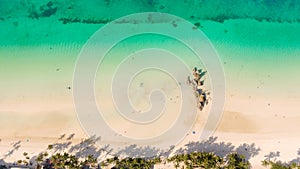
[1,0,300,46]
[0,0,300,138]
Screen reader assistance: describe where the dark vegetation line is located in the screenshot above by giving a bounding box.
[1,135,299,169]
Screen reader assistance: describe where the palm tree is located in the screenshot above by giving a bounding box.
[225,153,250,169]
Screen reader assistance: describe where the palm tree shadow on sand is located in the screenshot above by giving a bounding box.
[174,136,260,161]
[263,149,300,167]
[1,135,262,168]
[2,140,22,159]
[49,135,260,162]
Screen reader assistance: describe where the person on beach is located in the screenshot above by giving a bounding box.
[198,94,204,110]
[187,76,192,85]
[188,67,201,85]
[192,67,201,85]
[195,80,204,97]
[188,66,210,111]
[198,91,208,111]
